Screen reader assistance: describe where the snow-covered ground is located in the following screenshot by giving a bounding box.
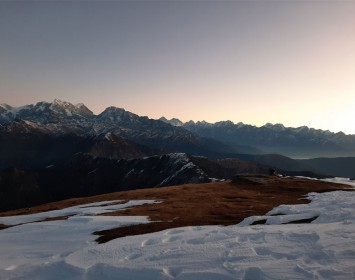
[0,178,354,279]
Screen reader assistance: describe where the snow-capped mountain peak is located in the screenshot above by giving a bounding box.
[159,117,168,122]
[159,117,183,126]
[39,99,93,117]
[0,100,95,127]
[0,103,13,111]
[98,106,140,124]
[263,123,286,131]
[215,120,234,127]
[235,122,245,128]
[73,103,93,117]
[49,99,77,116]
[52,98,70,107]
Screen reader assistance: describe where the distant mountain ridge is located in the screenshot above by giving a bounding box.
[180,120,355,158]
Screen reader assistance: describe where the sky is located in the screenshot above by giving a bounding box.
[0,1,354,134]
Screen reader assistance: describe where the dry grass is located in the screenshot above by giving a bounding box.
[0,176,352,243]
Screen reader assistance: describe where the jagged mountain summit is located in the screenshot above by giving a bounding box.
[0,99,93,121]
[159,117,184,127]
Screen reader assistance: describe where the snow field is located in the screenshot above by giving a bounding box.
[0,178,354,279]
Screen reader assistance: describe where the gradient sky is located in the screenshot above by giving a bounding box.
[0,1,354,134]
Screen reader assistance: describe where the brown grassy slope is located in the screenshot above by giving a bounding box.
[94,176,352,242]
[0,176,352,243]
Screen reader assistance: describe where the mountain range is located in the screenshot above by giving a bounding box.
[161,118,355,158]
[2,99,355,158]
[0,100,244,158]
[1,99,355,211]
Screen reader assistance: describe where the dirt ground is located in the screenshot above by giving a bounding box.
[0,175,352,243]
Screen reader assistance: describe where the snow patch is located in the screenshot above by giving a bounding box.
[65,109,72,116]
[0,200,159,226]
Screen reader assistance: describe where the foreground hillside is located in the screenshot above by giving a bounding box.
[0,176,354,279]
[0,153,274,212]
